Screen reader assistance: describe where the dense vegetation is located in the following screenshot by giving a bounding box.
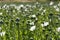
[0,2,60,40]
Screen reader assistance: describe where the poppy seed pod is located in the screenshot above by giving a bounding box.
[15,18,20,23]
[49,13,53,16]
[49,13,53,19]
[0,20,3,25]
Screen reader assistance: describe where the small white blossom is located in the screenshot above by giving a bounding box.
[41,24,44,27]
[19,4,24,8]
[35,18,38,20]
[39,7,43,11]
[2,32,5,36]
[25,8,28,11]
[33,5,36,8]
[26,4,31,8]
[44,22,49,26]
[29,22,34,25]
[49,1,54,5]
[0,12,2,15]
[58,17,60,20]
[56,8,59,12]
[43,9,46,12]
[3,4,7,8]
[0,32,6,36]
[41,22,49,27]
[31,15,36,18]
[6,5,9,8]
[53,5,57,8]
[30,26,36,31]
[57,27,60,32]
[13,10,15,13]
[16,6,20,10]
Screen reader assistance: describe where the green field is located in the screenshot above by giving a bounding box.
[0,2,60,40]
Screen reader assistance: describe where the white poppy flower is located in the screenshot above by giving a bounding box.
[35,18,38,20]
[57,27,60,32]
[31,15,36,18]
[53,5,57,8]
[33,5,36,8]
[44,22,49,26]
[30,26,36,31]
[25,8,28,11]
[56,8,59,12]
[49,1,54,5]
[39,7,43,11]
[0,32,6,36]
[13,10,15,13]
[58,17,60,20]
[26,4,31,8]
[0,12,2,15]
[29,22,34,25]
[2,32,5,36]
[41,24,44,27]
[20,4,24,7]
[41,22,49,27]
[16,6,20,10]
[3,4,7,8]
[43,9,46,12]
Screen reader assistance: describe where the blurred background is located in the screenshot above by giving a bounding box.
[0,0,60,2]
